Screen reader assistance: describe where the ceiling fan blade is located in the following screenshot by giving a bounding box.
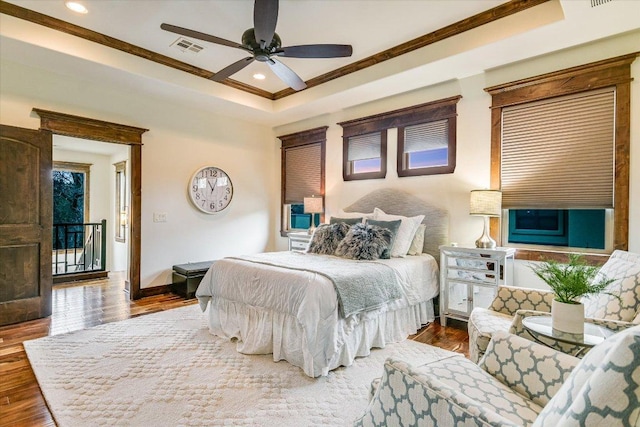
[211,57,255,82]
[267,58,306,91]
[278,44,353,59]
[253,0,278,49]
[161,23,247,51]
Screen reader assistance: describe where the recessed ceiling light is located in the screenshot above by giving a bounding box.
[65,1,88,14]
[253,73,266,80]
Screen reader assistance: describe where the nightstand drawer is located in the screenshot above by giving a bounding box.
[288,231,312,252]
[290,240,308,250]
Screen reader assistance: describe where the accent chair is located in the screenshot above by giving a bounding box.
[467,249,640,363]
[354,326,640,427]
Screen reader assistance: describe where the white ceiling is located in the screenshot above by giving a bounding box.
[1,0,639,127]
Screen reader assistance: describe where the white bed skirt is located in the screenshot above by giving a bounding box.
[205,296,435,377]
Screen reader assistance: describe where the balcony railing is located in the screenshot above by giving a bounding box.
[53,220,106,276]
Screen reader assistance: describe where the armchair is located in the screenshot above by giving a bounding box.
[468,250,640,363]
[354,326,640,427]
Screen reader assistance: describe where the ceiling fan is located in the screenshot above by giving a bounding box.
[161,0,353,91]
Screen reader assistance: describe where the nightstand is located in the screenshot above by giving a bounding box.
[439,246,515,327]
[288,231,312,252]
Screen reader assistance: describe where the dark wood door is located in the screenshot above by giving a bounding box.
[0,125,53,325]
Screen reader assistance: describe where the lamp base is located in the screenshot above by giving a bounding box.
[475,216,496,249]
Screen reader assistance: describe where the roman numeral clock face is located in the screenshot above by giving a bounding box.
[188,166,233,214]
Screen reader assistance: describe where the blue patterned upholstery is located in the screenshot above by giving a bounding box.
[355,326,640,427]
[468,250,640,363]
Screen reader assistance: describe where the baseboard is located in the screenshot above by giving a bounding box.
[53,271,109,284]
[139,284,172,298]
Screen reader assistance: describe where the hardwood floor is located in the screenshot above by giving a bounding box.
[0,273,468,427]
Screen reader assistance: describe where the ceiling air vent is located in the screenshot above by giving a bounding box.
[171,37,204,54]
[591,0,614,7]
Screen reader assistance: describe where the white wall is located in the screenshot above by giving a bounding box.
[274,32,640,290]
[0,59,277,289]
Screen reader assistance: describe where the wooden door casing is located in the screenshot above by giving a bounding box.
[0,124,53,325]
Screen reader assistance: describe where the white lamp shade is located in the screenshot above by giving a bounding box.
[470,190,502,217]
[303,196,323,214]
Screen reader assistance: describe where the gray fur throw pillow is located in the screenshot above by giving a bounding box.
[335,223,393,260]
[329,216,363,225]
[307,222,351,255]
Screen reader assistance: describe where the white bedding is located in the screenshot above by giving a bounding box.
[196,252,439,377]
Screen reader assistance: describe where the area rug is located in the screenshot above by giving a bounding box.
[24,304,452,426]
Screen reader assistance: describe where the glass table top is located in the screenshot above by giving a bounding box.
[522,315,615,347]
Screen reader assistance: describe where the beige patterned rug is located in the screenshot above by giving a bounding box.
[24,304,449,426]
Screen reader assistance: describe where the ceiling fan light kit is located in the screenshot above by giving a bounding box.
[161,0,353,91]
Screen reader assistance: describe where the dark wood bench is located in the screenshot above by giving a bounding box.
[171,261,213,299]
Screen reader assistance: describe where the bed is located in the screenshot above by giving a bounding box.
[196,188,449,377]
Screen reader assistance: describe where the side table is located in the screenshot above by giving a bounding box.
[522,315,615,357]
[439,246,515,326]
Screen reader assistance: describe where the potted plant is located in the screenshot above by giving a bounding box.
[530,254,615,334]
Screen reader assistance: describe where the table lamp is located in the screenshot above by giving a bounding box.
[303,196,323,235]
[470,189,502,249]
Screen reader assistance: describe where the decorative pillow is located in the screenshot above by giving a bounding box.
[373,208,425,257]
[306,222,350,255]
[407,224,426,255]
[334,223,392,260]
[365,219,401,259]
[329,216,364,225]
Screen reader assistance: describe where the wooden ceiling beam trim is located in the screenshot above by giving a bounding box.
[0,1,273,99]
[2,0,549,100]
[272,0,551,99]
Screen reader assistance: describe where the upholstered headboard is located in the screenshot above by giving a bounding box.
[342,188,449,262]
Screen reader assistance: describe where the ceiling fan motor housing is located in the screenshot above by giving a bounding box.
[242,28,282,61]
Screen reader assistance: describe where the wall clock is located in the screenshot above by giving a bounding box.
[188,166,233,214]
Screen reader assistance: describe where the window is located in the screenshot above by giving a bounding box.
[278,127,326,235]
[486,53,635,261]
[397,100,459,177]
[53,161,90,225]
[339,96,460,181]
[53,161,91,250]
[114,160,126,243]
[343,131,387,180]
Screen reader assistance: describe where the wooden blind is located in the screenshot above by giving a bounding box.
[284,143,322,204]
[347,132,381,161]
[403,120,448,153]
[501,87,615,209]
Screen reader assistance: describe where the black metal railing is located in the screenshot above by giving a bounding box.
[53,219,106,276]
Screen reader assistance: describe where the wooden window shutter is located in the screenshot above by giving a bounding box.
[501,87,615,209]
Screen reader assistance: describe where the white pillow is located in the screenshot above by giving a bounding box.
[407,224,426,255]
[331,209,374,223]
[373,208,425,257]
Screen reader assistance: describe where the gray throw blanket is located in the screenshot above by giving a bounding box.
[228,252,402,318]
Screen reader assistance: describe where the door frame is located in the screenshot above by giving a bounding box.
[33,108,148,300]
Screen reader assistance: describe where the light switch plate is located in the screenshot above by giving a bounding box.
[153,212,167,223]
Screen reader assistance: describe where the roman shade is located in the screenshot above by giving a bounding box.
[501,87,615,209]
[347,132,382,161]
[284,143,322,204]
[403,120,448,153]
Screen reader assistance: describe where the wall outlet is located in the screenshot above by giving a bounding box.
[153,212,167,223]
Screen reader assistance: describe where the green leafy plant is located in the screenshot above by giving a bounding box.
[530,254,616,304]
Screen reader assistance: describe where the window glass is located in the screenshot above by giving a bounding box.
[507,209,606,250]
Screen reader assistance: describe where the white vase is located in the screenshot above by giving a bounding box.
[551,299,585,334]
